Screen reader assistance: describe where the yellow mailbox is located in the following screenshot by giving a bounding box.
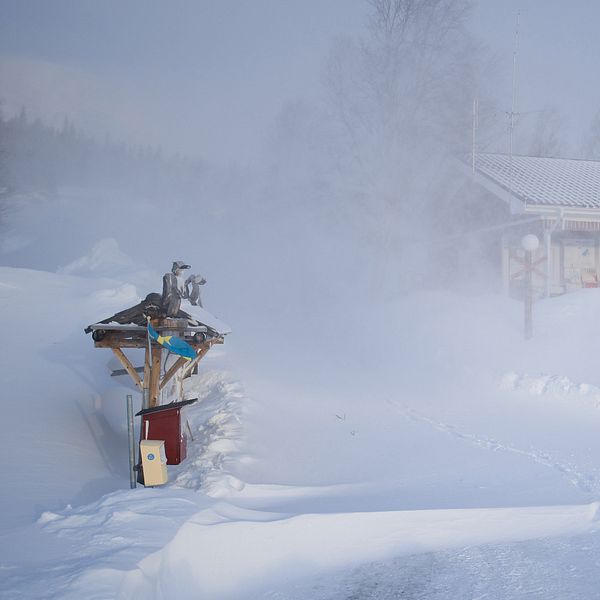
[140,440,168,486]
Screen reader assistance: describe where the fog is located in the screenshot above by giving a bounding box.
[0,1,365,162]
[6,4,600,596]
[1,0,599,391]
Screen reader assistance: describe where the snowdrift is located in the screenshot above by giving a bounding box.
[4,228,600,597]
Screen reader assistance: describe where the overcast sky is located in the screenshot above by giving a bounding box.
[0,0,598,162]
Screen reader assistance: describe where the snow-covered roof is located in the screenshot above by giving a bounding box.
[474,153,600,209]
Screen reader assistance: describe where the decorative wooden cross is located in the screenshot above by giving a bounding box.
[510,253,547,281]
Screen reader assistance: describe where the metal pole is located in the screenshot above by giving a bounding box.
[524,250,533,339]
[126,394,136,489]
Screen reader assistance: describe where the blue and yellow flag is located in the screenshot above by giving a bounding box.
[148,323,196,361]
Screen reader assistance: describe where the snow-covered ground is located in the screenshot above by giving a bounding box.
[4,195,600,598]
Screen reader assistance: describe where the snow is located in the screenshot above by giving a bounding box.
[4,206,600,598]
[180,299,232,335]
[260,531,600,599]
[0,266,142,531]
[115,502,600,600]
[58,238,135,277]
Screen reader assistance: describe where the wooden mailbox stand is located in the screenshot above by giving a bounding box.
[89,318,223,409]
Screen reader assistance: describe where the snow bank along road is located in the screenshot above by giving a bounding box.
[5,362,600,600]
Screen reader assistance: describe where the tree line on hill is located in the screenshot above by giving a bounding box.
[0,107,205,199]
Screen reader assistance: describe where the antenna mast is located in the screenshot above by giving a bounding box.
[472,97,479,173]
[509,12,520,207]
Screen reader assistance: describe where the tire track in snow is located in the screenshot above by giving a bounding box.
[391,402,600,495]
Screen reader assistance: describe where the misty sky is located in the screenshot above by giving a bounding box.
[473,0,600,155]
[0,0,598,163]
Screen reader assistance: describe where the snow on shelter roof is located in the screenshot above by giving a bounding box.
[474,153,600,208]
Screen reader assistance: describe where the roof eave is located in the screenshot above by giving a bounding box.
[456,159,526,214]
[524,204,600,220]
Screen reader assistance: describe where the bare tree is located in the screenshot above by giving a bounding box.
[581,110,600,160]
[327,0,483,202]
[323,0,487,291]
[528,105,566,157]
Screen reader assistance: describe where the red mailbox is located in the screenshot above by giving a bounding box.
[137,399,197,465]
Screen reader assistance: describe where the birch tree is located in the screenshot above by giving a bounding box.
[324,0,486,290]
[528,105,566,158]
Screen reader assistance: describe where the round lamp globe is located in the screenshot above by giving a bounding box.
[521,234,540,252]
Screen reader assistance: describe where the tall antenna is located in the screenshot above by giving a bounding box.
[472,97,479,173]
[508,12,520,208]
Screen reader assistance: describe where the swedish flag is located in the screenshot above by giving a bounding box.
[147,323,197,361]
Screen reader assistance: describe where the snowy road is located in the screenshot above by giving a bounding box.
[261,531,600,599]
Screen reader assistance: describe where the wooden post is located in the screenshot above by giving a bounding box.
[149,345,162,408]
[126,394,136,489]
[181,341,213,380]
[544,229,552,298]
[524,249,533,339]
[159,356,189,391]
[501,235,510,296]
[142,343,151,410]
[111,348,143,390]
